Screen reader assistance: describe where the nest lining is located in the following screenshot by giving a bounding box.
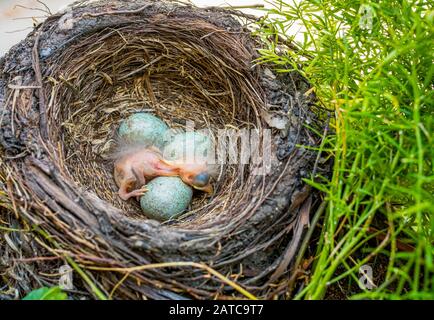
[52,21,263,223]
[0,0,323,299]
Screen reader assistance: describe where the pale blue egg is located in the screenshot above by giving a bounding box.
[140,177,193,221]
[163,132,213,162]
[118,113,169,149]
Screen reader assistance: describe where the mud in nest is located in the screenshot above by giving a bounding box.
[0,0,327,299]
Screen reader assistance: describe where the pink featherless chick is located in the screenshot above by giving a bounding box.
[112,141,213,201]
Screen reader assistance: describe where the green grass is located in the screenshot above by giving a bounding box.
[256,0,433,299]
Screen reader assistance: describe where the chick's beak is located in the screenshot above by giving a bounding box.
[199,184,213,194]
[203,184,214,194]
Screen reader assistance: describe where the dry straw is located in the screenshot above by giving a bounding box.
[0,0,325,299]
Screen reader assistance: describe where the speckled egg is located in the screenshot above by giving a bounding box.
[118,113,169,149]
[163,132,213,162]
[140,177,193,221]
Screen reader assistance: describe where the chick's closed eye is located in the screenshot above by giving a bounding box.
[193,172,210,187]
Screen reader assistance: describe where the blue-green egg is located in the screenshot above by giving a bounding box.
[140,177,193,221]
[118,112,169,149]
[163,132,213,162]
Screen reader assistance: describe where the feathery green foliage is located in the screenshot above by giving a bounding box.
[257,0,433,299]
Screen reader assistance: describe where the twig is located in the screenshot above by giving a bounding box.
[208,6,261,22]
[13,4,50,15]
[287,200,327,293]
[83,4,152,17]
[36,0,52,15]
[13,256,62,263]
[220,4,265,9]
[5,27,34,34]
[109,272,131,299]
[32,25,49,140]
[269,195,312,282]
[86,261,258,300]
[8,84,41,89]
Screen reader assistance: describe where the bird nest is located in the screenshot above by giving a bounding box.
[0,0,325,299]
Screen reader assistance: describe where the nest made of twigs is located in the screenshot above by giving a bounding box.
[0,0,325,299]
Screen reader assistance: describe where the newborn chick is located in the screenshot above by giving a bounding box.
[113,145,213,201]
